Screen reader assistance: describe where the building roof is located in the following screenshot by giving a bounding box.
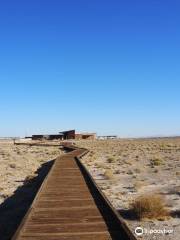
[76,133,96,135]
[59,130,75,134]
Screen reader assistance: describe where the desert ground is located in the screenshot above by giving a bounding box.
[0,140,62,240]
[0,138,179,240]
[76,138,180,240]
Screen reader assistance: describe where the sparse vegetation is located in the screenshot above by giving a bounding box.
[0,140,62,206]
[131,194,169,220]
[107,156,116,163]
[1,138,178,239]
[9,163,16,168]
[127,170,133,175]
[150,157,163,166]
[104,169,114,179]
[76,138,180,239]
[114,169,120,174]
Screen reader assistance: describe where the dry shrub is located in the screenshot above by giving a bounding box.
[107,156,116,163]
[150,157,163,166]
[131,194,169,220]
[127,170,133,175]
[9,163,16,169]
[114,169,120,174]
[104,169,114,179]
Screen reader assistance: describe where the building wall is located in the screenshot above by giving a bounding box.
[32,134,63,140]
[32,135,44,140]
[62,130,75,139]
[32,130,96,141]
[75,133,96,140]
[48,135,64,140]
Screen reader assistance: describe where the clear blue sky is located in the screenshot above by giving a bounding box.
[0,0,179,137]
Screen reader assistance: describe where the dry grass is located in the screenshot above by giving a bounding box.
[107,156,116,163]
[9,163,16,169]
[131,194,169,220]
[150,157,163,166]
[75,139,180,239]
[0,141,62,204]
[104,169,114,179]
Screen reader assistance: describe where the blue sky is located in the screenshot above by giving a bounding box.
[0,1,179,137]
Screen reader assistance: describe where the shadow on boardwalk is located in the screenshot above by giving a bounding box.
[0,160,54,240]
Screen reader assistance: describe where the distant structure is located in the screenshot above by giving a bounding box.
[32,130,75,141]
[97,135,118,140]
[32,134,62,141]
[75,133,96,140]
[60,130,76,140]
[31,130,96,141]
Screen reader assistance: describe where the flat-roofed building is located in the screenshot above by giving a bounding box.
[32,130,75,141]
[98,135,118,140]
[31,130,96,141]
[59,130,75,140]
[32,134,64,141]
[75,133,96,140]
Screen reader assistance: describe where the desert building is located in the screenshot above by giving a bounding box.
[32,130,75,141]
[32,134,63,141]
[31,130,96,141]
[59,130,76,140]
[75,133,96,140]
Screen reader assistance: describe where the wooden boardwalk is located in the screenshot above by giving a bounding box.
[12,144,136,240]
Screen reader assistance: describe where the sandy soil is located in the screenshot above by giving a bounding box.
[0,140,62,204]
[0,140,63,240]
[76,138,180,240]
[0,138,179,239]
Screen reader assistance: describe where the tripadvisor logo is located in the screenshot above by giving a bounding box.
[135,227,174,236]
[135,227,143,236]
